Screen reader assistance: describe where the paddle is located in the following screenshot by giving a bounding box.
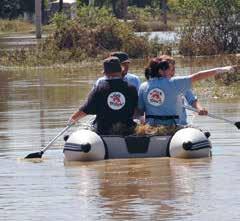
[183,105,240,129]
[25,123,73,159]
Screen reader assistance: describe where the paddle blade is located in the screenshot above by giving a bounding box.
[234,122,240,129]
[25,151,43,159]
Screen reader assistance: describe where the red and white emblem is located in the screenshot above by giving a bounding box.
[107,92,126,110]
[147,88,165,106]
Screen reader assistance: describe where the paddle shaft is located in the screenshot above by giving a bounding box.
[40,124,72,154]
[183,105,236,125]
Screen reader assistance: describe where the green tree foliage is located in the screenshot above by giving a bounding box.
[178,0,240,55]
[22,0,35,13]
[59,0,63,12]
[0,0,35,19]
[0,0,21,19]
[129,0,154,7]
[76,0,171,17]
[77,0,94,7]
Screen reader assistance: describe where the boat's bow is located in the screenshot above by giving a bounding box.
[169,127,212,158]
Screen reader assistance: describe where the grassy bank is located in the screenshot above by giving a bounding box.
[0,19,34,34]
[194,79,240,100]
[190,60,240,99]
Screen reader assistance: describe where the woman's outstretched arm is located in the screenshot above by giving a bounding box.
[191,66,235,83]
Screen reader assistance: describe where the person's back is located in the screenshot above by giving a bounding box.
[123,72,141,90]
[138,76,191,126]
[90,78,138,134]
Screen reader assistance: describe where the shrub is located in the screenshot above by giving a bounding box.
[179,26,220,56]
[122,35,150,58]
[1,6,168,66]
[43,7,161,60]
[127,6,151,32]
[178,0,240,56]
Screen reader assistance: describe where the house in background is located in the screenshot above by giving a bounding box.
[45,0,77,23]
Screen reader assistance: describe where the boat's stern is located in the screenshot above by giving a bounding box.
[63,129,106,161]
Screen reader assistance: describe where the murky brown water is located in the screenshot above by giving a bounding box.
[0,57,240,220]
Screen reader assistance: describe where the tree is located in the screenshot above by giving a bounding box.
[160,0,169,27]
[21,0,35,13]
[178,0,240,55]
[129,0,152,7]
[77,0,89,6]
[0,0,21,19]
[59,0,63,12]
[0,0,36,19]
[111,0,128,18]
[120,0,128,19]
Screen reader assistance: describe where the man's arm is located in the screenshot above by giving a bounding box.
[68,87,98,125]
[68,110,87,125]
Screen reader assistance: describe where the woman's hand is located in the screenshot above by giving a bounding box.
[198,108,208,116]
[216,66,235,74]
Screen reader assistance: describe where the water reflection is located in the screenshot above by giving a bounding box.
[63,157,214,220]
[98,158,178,220]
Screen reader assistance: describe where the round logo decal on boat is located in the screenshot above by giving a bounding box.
[147,88,165,106]
[107,92,126,110]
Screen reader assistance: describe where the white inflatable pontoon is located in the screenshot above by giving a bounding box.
[63,127,212,161]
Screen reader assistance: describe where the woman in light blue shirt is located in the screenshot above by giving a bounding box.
[160,55,208,125]
[138,56,234,126]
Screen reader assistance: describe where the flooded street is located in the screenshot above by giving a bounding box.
[0,57,240,220]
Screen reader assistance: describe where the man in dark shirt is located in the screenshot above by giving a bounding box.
[68,56,138,135]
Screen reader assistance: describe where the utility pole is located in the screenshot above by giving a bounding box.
[35,0,42,39]
[161,0,168,30]
[59,0,63,12]
[121,0,128,20]
[89,0,94,16]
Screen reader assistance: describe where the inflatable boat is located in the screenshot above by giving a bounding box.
[63,127,212,161]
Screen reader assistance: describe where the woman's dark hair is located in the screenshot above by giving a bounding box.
[157,60,169,71]
[144,67,151,80]
[145,58,160,79]
[144,58,169,79]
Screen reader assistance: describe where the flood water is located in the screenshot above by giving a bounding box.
[0,56,240,220]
